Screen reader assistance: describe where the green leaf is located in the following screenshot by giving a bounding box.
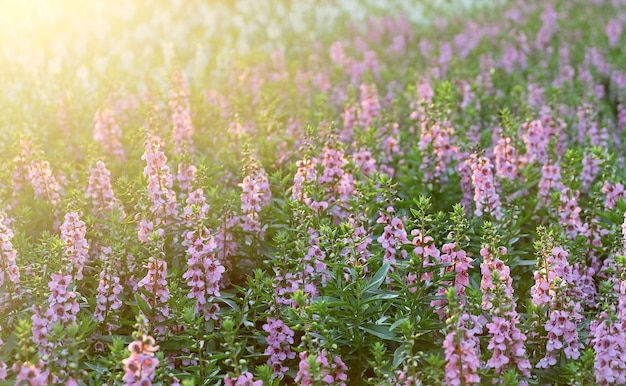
[362,263,390,294]
[135,293,152,317]
[393,346,405,369]
[359,323,400,341]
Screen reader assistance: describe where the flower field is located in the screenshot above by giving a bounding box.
[2,0,626,384]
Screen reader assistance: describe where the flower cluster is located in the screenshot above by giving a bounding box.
[262,317,296,376]
[376,207,410,266]
[468,155,503,220]
[60,212,90,280]
[139,134,178,242]
[239,165,272,236]
[443,312,482,386]
[538,163,564,206]
[418,120,459,182]
[493,136,523,181]
[12,361,48,385]
[182,229,224,320]
[169,70,194,155]
[28,160,62,209]
[0,213,20,312]
[295,350,348,386]
[122,334,160,385]
[224,372,262,386]
[480,247,531,378]
[31,273,80,353]
[93,107,126,160]
[94,247,123,326]
[136,258,171,335]
[85,161,125,219]
[431,243,472,319]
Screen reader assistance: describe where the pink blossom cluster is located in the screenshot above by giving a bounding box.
[303,229,329,283]
[580,152,601,192]
[341,105,358,142]
[262,317,296,376]
[521,119,549,164]
[493,136,523,181]
[224,372,262,386]
[431,243,472,319]
[353,150,377,177]
[418,121,459,182]
[139,134,178,242]
[376,122,401,177]
[31,273,80,353]
[85,161,125,218]
[12,361,48,385]
[538,163,564,206]
[409,228,440,284]
[11,139,34,198]
[93,107,126,160]
[535,3,557,51]
[557,190,583,239]
[275,228,327,306]
[443,312,482,386]
[539,304,584,368]
[239,166,272,235]
[292,147,356,220]
[292,156,318,203]
[182,189,209,228]
[359,83,381,128]
[176,163,197,197]
[94,247,123,326]
[531,245,585,367]
[182,229,224,320]
[480,247,531,378]
[601,181,626,209]
[60,212,90,280]
[0,213,21,311]
[295,350,348,386]
[340,218,373,274]
[319,146,356,220]
[169,71,194,155]
[180,189,223,320]
[531,246,575,307]
[468,155,503,220]
[28,160,62,208]
[606,17,623,48]
[376,208,410,266]
[215,213,239,267]
[275,270,318,307]
[590,308,626,385]
[136,258,170,335]
[122,334,160,385]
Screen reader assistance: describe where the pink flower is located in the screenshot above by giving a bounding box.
[468,155,503,220]
[137,258,171,335]
[182,228,224,319]
[93,107,126,160]
[295,350,348,386]
[86,161,125,218]
[12,361,49,385]
[239,165,272,236]
[28,160,62,208]
[122,335,160,385]
[169,70,194,155]
[443,312,481,385]
[0,213,21,311]
[224,371,262,386]
[263,318,296,376]
[60,212,90,280]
